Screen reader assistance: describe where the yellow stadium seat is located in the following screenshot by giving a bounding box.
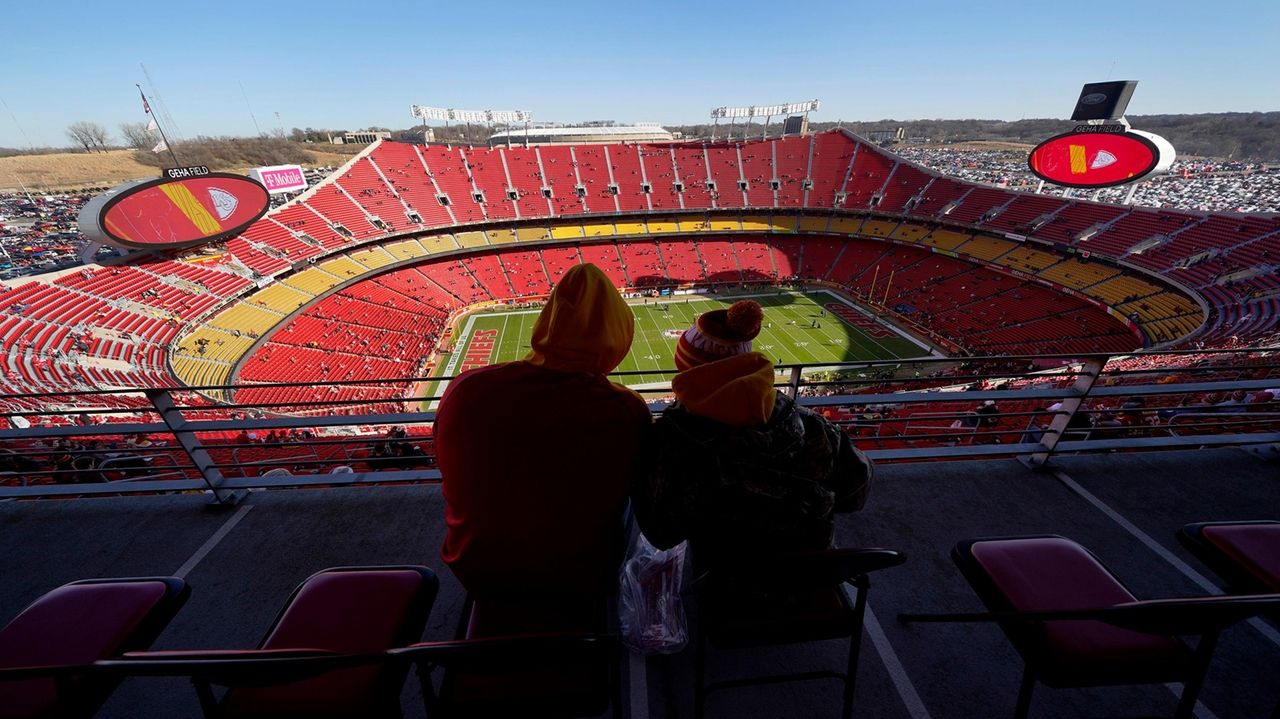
[709,216,742,232]
[859,220,896,238]
[516,226,551,242]
[828,217,861,235]
[349,248,395,270]
[317,257,367,280]
[613,222,647,236]
[551,223,586,239]
[455,231,488,248]
[1038,259,1120,289]
[995,246,1061,273]
[677,216,710,233]
[485,229,518,245]
[768,217,797,233]
[646,218,679,234]
[421,234,460,253]
[384,239,430,261]
[890,223,931,244]
[957,236,1016,261]
[798,216,830,233]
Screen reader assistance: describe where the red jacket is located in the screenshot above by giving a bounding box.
[436,264,651,597]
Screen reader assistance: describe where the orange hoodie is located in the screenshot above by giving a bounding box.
[524,263,636,375]
[438,263,650,598]
[671,352,777,427]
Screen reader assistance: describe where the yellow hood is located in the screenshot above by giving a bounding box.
[524,263,635,374]
[672,352,777,427]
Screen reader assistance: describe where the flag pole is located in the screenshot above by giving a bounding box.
[138,84,181,168]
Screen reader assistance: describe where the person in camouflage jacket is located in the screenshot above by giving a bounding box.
[632,301,872,567]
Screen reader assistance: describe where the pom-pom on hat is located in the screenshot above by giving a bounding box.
[674,300,764,371]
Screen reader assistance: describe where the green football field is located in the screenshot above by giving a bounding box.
[430,290,933,394]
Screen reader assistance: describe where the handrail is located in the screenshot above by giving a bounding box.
[1,347,1276,501]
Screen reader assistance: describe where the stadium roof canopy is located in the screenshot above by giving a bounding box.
[488,124,674,145]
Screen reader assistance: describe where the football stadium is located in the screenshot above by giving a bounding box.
[2,5,1279,716]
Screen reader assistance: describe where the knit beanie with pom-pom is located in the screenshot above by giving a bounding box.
[673,300,764,371]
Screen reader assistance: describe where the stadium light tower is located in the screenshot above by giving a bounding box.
[709,100,820,141]
[410,106,533,147]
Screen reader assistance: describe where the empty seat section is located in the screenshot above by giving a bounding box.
[798,237,846,280]
[738,139,776,208]
[419,146,486,225]
[368,143,455,227]
[956,235,1016,262]
[495,250,551,297]
[657,239,705,284]
[605,144,651,212]
[419,262,493,305]
[773,136,809,207]
[303,186,379,241]
[572,145,622,213]
[945,188,1011,226]
[1087,209,1189,258]
[335,157,407,233]
[499,146,552,218]
[877,163,931,214]
[538,246,582,285]
[461,147,519,221]
[909,178,970,218]
[994,246,1062,274]
[535,145,588,216]
[980,194,1065,234]
[841,142,896,210]
[616,240,666,286]
[705,143,748,209]
[806,133,856,209]
[671,145,715,210]
[577,243,629,286]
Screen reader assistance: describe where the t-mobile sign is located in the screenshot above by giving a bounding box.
[249,164,308,194]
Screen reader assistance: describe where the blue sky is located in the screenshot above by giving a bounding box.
[2,0,1277,148]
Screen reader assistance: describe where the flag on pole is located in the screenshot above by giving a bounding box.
[140,88,152,115]
[146,116,159,132]
[152,139,168,154]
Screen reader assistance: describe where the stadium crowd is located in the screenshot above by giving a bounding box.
[896,146,1280,213]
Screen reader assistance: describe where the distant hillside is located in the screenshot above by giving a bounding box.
[0,139,357,193]
[669,112,1280,161]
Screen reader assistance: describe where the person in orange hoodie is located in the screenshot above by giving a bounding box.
[436,263,651,599]
[634,300,872,567]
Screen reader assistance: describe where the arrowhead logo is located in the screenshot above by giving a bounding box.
[1090,150,1117,170]
[208,188,238,220]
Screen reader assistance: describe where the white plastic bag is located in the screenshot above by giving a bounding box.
[618,534,688,654]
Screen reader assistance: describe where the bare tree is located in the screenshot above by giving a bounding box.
[66,122,96,152]
[119,122,154,151]
[65,121,111,153]
[85,122,111,152]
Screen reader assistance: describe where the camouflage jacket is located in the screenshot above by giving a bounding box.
[632,391,872,565]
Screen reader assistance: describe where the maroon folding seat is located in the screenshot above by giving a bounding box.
[692,548,905,719]
[0,576,189,719]
[1177,520,1280,593]
[111,565,437,718]
[403,594,620,718]
[900,535,1280,719]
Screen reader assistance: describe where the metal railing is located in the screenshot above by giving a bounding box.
[1,347,1276,502]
